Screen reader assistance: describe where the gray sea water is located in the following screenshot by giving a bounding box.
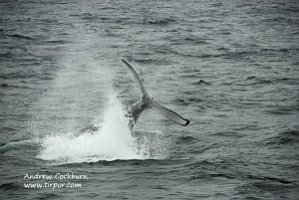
[1,0,299,199]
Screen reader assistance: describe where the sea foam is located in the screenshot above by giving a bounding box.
[37,92,146,163]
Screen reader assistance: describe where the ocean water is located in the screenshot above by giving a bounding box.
[0,0,299,199]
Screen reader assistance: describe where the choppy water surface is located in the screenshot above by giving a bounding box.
[1,0,298,199]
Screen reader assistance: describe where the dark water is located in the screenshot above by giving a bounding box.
[1,0,299,199]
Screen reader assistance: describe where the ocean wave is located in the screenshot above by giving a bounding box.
[131,58,173,65]
[259,47,298,53]
[262,16,298,25]
[45,40,70,44]
[0,53,14,60]
[144,18,176,26]
[264,129,299,146]
[235,183,290,199]
[165,49,255,59]
[212,131,244,138]
[0,71,37,79]
[0,140,39,154]
[172,97,203,106]
[81,13,98,20]
[57,158,180,168]
[175,136,198,145]
[266,103,299,115]
[192,79,211,85]
[182,36,209,44]
[0,83,33,90]
[7,34,34,40]
[1,83,9,88]
[243,76,298,86]
[172,98,189,106]
[178,74,199,78]
[0,183,23,191]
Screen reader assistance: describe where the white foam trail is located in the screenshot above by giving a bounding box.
[37,92,146,163]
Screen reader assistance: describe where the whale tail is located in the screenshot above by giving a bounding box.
[121,59,190,127]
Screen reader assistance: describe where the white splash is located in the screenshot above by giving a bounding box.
[37,92,146,163]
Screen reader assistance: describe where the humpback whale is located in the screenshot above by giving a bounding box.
[121,59,190,128]
[0,60,189,154]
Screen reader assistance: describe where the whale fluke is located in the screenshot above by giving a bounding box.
[121,59,190,127]
[121,59,150,99]
[151,100,190,126]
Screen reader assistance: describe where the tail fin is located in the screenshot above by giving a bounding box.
[121,59,149,99]
[122,59,190,126]
[151,100,190,126]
